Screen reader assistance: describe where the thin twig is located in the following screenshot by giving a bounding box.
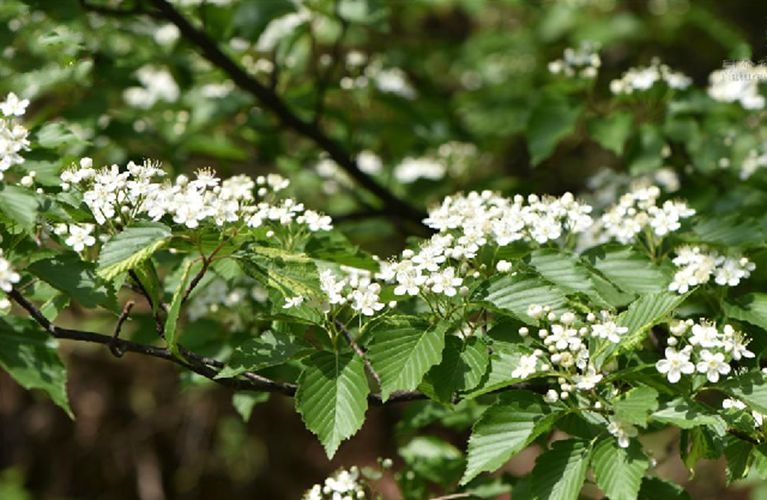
[128,269,166,337]
[144,0,429,231]
[109,300,135,358]
[336,320,381,388]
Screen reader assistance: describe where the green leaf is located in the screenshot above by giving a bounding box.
[651,398,726,431]
[164,259,195,355]
[238,246,322,324]
[399,436,464,484]
[588,111,633,155]
[719,370,767,415]
[751,443,767,479]
[528,439,591,500]
[304,230,379,271]
[628,123,664,174]
[637,476,690,500]
[681,426,723,472]
[367,316,448,402]
[477,273,567,323]
[232,392,269,422]
[0,318,72,417]
[461,391,562,484]
[425,335,489,404]
[526,94,582,165]
[527,248,604,303]
[614,386,659,427]
[615,292,684,353]
[723,294,767,332]
[27,252,116,310]
[724,435,752,484]
[0,185,38,229]
[586,245,668,295]
[692,216,765,247]
[97,222,172,281]
[217,331,311,379]
[466,338,537,397]
[591,438,649,500]
[295,351,369,458]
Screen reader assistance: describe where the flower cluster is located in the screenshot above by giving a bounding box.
[303,466,367,500]
[393,142,479,184]
[0,92,30,177]
[668,246,754,294]
[314,151,382,194]
[319,268,387,317]
[516,306,628,400]
[423,190,593,246]
[0,251,20,312]
[339,56,416,99]
[739,144,767,179]
[595,184,695,244]
[609,59,692,95]
[656,319,753,383]
[708,60,767,110]
[123,65,180,109]
[548,41,601,79]
[60,158,332,236]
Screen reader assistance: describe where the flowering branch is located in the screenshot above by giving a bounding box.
[7,288,426,406]
[138,0,429,232]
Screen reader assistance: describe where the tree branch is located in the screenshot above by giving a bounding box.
[7,288,426,406]
[143,0,429,232]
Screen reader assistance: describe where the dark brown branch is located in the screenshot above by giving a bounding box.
[144,0,429,232]
[7,288,426,406]
[109,300,135,357]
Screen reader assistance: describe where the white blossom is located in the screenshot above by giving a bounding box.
[0,254,20,292]
[607,418,638,448]
[696,349,731,383]
[656,347,695,383]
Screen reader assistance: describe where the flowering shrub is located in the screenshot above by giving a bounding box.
[3,1,767,498]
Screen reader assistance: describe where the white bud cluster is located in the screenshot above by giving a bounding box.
[548,41,601,79]
[597,184,695,244]
[303,466,367,500]
[514,306,629,400]
[0,92,31,179]
[60,158,332,234]
[610,59,691,95]
[319,268,385,317]
[668,246,754,294]
[708,60,767,110]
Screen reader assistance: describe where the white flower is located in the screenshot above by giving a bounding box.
[607,418,638,448]
[696,350,731,383]
[591,320,628,343]
[496,260,512,272]
[283,295,304,309]
[0,255,21,292]
[543,389,559,403]
[350,282,384,316]
[688,322,721,348]
[428,267,463,297]
[64,223,97,252]
[0,92,29,116]
[573,366,603,391]
[394,156,446,183]
[656,347,695,383]
[708,61,767,110]
[512,352,539,379]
